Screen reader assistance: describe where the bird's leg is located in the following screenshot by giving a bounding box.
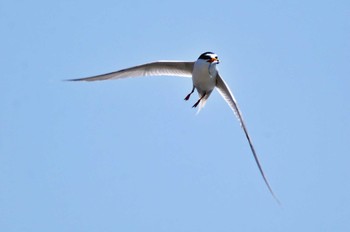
[192,93,206,108]
[184,86,195,101]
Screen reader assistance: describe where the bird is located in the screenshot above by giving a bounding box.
[68,51,279,203]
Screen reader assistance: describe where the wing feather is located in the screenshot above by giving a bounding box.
[68,61,194,81]
[215,73,280,204]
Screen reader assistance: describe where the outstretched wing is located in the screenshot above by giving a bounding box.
[67,61,194,81]
[215,73,280,204]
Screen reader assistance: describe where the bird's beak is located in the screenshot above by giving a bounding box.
[208,58,220,64]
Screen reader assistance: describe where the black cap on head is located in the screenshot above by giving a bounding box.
[198,52,215,60]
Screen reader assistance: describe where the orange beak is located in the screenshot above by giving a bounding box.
[208,57,219,63]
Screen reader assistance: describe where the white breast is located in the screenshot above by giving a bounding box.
[192,59,218,94]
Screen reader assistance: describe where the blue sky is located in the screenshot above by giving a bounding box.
[1,0,349,231]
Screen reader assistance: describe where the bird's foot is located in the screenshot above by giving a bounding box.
[192,99,201,108]
[184,94,191,101]
[192,93,206,108]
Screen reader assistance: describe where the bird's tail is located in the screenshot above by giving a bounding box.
[196,94,210,114]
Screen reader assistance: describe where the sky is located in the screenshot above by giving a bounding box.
[1,0,349,231]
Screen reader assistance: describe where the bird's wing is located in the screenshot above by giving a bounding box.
[215,73,280,204]
[67,61,194,81]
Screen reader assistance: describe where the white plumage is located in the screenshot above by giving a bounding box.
[68,52,279,204]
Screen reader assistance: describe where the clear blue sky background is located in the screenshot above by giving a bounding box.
[1,0,349,231]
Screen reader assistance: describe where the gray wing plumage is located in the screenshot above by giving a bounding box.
[215,73,280,204]
[68,61,194,81]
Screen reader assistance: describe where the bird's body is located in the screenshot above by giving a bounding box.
[68,52,279,204]
[191,57,218,110]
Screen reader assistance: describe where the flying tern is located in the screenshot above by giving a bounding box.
[68,51,279,203]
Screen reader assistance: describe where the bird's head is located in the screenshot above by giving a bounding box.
[198,52,220,64]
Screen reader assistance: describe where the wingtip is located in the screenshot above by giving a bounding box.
[63,78,88,82]
[63,78,75,82]
[266,184,282,206]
